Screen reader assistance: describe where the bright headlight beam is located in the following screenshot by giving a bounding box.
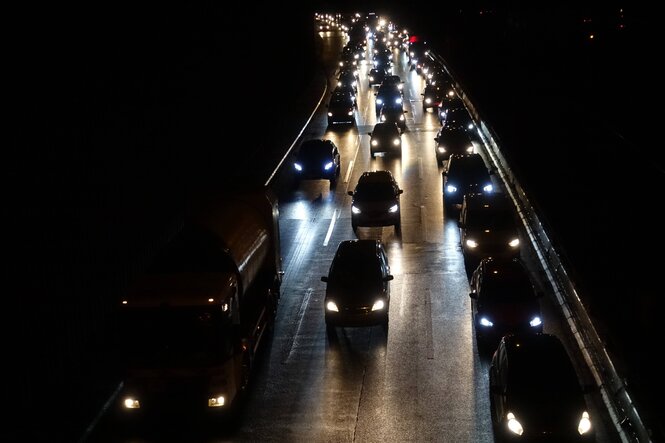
[324,161,334,170]
[294,163,302,171]
[509,238,520,247]
[466,239,478,248]
[479,317,493,327]
[483,184,493,192]
[326,301,339,312]
[578,411,592,435]
[371,299,385,311]
[389,204,399,213]
[351,205,361,214]
[506,412,524,435]
[446,185,457,193]
[529,316,542,327]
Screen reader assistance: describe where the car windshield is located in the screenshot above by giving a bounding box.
[507,350,582,398]
[373,125,397,137]
[300,143,331,160]
[330,256,382,281]
[355,183,395,200]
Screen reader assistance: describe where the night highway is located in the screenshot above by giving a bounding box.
[8,4,661,443]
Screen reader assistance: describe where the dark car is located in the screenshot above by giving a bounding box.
[331,85,357,108]
[459,193,521,270]
[368,67,387,87]
[379,102,406,130]
[368,122,401,158]
[337,70,358,93]
[322,239,393,328]
[438,96,474,134]
[442,153,494,209]
[421,84,446,111]
[327,92,356,126]
[374,83,402,115]
[293,139,341,188]
[489,334,595,442]
[381,74,403,93]
[434,125,474,164]
[348,170,403,230]
[469,257,543,346]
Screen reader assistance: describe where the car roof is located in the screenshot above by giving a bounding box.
[448,153,486,168]
[357,170,395,184]
[335,239,383,258]
[464,193,513,211]
[479,258,533,289]
[372,122,399,132]
[299,139,333,154]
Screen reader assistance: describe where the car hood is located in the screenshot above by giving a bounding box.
[506,394,587,434]
[479,301,540,326]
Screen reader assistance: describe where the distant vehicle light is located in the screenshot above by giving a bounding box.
[425,98,432,104]
[376,98,383,105]
[479,317,493,327]
[369,76,374,81]
[389,204,399,213]
[468,123,475,130]
[509,238,520,247]
[448,90,455,97]
[466,239,479,248]
[294,163,303,171]
[371,140,379,146]
[529,316,542,327]
[483,184,493,193]
[328,112,333,117]
[393,138,400,146]
[437,147,446,153]
[466,145,474,153]
[446,185,457,193]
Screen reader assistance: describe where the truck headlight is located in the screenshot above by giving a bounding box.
[371,299,385,311]
[506,412,524,435]
[578,411,592,435]
[208,395,225,407]
[123,397,141,409]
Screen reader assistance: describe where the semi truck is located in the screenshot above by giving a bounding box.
[116,188,282,418]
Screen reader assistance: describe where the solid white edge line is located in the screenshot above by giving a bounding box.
[344,160,355,184]
[264,77,329,187]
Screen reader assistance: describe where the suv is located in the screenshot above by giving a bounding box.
[469,257,543,346]
[489,334,595,442]
[327,92,356,126]
[368,122,401,158]
[321,240,393,329]
[442,153,494,210]
[348,170,403,230]
[459,193,521,271]
[434,125,474,164]
[293,139,341,188]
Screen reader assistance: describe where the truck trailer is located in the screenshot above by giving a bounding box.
[116,188,281,419]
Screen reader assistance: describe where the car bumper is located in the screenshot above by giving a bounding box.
[326,309,388,327]
[352,212,400,227]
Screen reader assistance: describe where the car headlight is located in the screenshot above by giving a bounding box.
[410,51,414,57]
[123,397,141,409]
[508,238,520,247]
[337,81,342,87]
[398,84,403,90]
[326,301,339,312]
[466,145,474,153]
[465,239,478,248]
[389,204,399,213]
[376,98,383,105]
[437,146,446,153]
[578,411,592,435]
[425,98,432,104]
[324,161,334,170]
[348,111,354,116]
[396,97,402,104]
[446,185,457,193]
[351,205,361,214]
[399,114,404,121]
[371,139,378,146]
[294,163,302,171]
[328,112,333,117]
[369,76,374,81]
[354,54,359,59]
[371,299,385,311]
[529,316,542,327]
[483,184,493,192]
[468,123,475,129]
[352,81,357,87]
[208,395,225,407]
[393,138,400,146]
[381,115,386,121]
[506,412,524,436]
[479,317,493,327]
[339,61,344,67]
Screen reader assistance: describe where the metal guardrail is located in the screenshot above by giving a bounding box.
[427,50,651,443]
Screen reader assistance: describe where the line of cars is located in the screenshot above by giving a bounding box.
[308,15,597,442]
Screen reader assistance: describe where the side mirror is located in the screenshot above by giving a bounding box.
[469,292,478,300]
[368,132,372,136]
[398,189,404,194]
[321,276,329,282]
[384,275,394,282]
[347,191,354,196]
[434,137,439,142]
